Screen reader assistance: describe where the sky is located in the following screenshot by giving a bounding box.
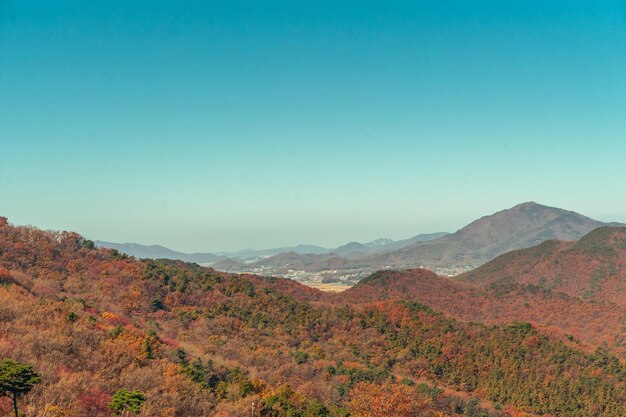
[1,1,626,252]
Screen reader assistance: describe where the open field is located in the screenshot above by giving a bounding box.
[304,282,352,292]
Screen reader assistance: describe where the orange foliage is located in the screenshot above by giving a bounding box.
[348,382,432,417]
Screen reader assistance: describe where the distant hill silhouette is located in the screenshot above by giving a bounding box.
[96,233,448,268]
[94,240,224,263]
[231,202,624,278]
[356,202,625,271]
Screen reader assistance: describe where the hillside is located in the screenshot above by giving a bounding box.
[343,268,625,355]
[210,257,247,271]
[4,217,626,416]
[345,227,626,356]
[94,241,224,264]
[460,226,626,305]
[376,232,450,251]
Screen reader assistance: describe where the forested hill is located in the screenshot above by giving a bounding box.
[2,217,626,416]
[459,226,626,305]
[348,202,623,272]
[342,227,626,357]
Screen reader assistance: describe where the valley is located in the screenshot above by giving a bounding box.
[97,202,625,286]
[2,216,626,416]
[5,2,625,415]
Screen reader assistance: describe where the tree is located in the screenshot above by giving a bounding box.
[108,389,145,416]
[0,358,42,417]
[292,351,308,365]
[304,399,330,417]
[348,382,431,417]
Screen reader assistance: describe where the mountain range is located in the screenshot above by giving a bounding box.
[93,241,226,264]
[342,225,626,355]
[3,215,626,416]
[95,202,623,285]
[95,232,449,265]
[219,202,625,281]
[353,201,625,270]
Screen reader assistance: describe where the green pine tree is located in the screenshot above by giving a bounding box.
[0,358,42,417]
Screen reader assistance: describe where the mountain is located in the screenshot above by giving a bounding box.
[94,203,622,284]
[333,233,451,255]
[219,233,449,260]
[355,202,624,273]
[210,257,247,271]
[213,202,623,282]
[4,217,626,416]
[94,240,224,263]
[460,226,626,306]
[251,251,352,271]
[373,232,450,251]
[363,237,394,248]
[343,226,626,356]
[332,241,370,256]
[95,232,449,275]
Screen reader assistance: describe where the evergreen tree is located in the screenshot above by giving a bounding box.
[0,358,41,417]
[108,389,145,416]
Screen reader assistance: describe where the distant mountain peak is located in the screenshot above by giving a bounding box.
[333,241,369,255]
[459,202,594,233]
[364,238,394,248]
[514,201,542,209]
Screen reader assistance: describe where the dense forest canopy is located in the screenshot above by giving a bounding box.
[1,217,626,416]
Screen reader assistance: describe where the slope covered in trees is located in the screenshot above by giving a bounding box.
[460,227,626,306]
[344,227,626,356]
[2,217,626,416]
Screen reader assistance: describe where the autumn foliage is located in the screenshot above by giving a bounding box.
[1,219,626,416]
[349,382,433,417]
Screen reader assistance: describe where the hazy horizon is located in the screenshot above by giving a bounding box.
[2,200,625,254]
[2,1,626,252]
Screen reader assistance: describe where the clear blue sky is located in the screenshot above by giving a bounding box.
[1,1,625,252]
